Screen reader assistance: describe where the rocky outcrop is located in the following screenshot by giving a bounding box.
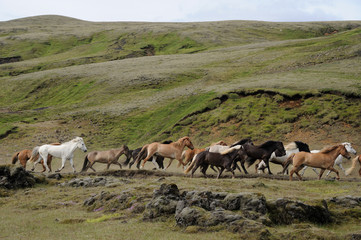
[0,165,36,189]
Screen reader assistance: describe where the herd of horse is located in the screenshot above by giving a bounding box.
[10,136,361,181]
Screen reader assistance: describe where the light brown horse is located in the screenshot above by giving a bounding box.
[137,136,194,170]
[81,145,130,172]
[285,144,351,181]
[12,143,60,172]
[346,155,361,177]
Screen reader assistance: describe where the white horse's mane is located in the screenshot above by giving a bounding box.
[285,142,297,151]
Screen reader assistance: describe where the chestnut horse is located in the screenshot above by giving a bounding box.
[12,143,60,172]
[81,145,130,172]
[346,155,361,176]
[284,144,351,181]
[137,136,194,170]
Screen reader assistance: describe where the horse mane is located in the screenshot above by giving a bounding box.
[320,145,341,153]
[285,142,297,151]
[294,141,311,152]
[230,138,252,147]
[259,140,277,148]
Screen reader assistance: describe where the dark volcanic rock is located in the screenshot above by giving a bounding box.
[0,165,36,189]
[267,198,332,225]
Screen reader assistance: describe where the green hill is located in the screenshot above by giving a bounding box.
[1,15,361,158]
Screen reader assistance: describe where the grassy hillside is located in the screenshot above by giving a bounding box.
[1,15,361,161]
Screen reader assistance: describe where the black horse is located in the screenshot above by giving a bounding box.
[257,140,311,174]
[185,146,244,179]
[124,140,173,169]
[238,140,286,175]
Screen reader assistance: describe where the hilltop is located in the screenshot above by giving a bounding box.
[1,15,361,164]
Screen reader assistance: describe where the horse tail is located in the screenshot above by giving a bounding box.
[28,146,40,163]
[82,155,90,172]
[184,151,204,174]
[282,153,295,174]
[221,145,241,155]
[181,150,187,161]
[11,152,20,164]
[135,144,148,165]
[345,155,361,176]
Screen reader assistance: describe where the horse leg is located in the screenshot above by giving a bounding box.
[69,158,76,173]
[318,169,326,180]
[56,158,67,172]
[165,159,174,170]
[300,166,308,176]
[40,152,51,173]
[217,167,225,179]
[48,156,52,172]
[201,164,208,178]
[264,160,273,175]
[338,163,346,175]
[151,156,160,170]
[312,168,319,175]
[190,162,201,178]
[32,155,42,172]
[294,165,305,181]
[88,162,96,172]
[327,167,340,180]
[116,161,122,169]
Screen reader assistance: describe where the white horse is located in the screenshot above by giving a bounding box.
[300,142,357,176]
[31,137,87,173]
[257,141,310,174]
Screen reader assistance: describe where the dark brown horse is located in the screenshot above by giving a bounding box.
[184,145,242,179]
[12,143,60,172]
[241,140,286,175]
[81,145,130,172]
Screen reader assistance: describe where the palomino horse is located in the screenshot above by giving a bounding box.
[346,155,361,176]
[284,144,351,181]
[81,145,130,172]
[125,140,173,169]
[136,136,194,170]
[31,137,87,173]
[242,141,286,175]
[257,141,310,174]
[300,142,357,177]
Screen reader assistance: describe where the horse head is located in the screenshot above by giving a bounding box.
[182,137,194,150]
[75,137,87,152]
[343,142,357,155]
[339,144,351,159]
[275,141,286,157]
[122,145,132,161]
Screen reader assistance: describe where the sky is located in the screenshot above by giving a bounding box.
[1,0,361,22]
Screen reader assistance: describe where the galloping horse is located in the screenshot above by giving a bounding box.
[284,144,351,181]
[81,145,130,172]
[346,155,361,176]
[184,145,242,179]
[125,140,173,169]
[136,136,194,170]
[257,141,310,174]
[181,140,228,167]
[300,142,357,176]
[242,141,286,175]
[31,137,87,173]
